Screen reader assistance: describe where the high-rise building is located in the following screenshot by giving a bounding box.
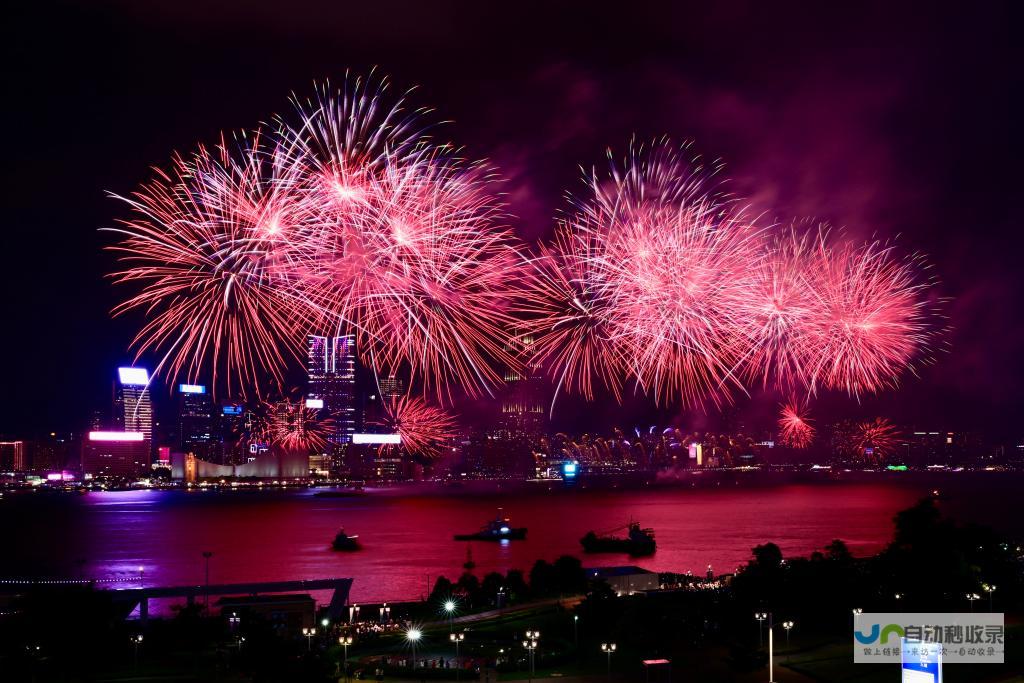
[113,367,153,460]
[0,440,27,472]
[81,431,149,478]
[307,334,357,445]
[178,383,215,460]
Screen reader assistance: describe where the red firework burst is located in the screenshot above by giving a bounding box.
[374,394,456,458]
[255,398,333,452]
[106,131,315,397]
[777,398,815,449]
[802,238,938,397]
[523,139,763,407]
[850,417,901,462]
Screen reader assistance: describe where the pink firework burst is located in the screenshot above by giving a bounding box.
[803,238,938,397]
[524,139,763,407]
[777,398,816,449]
[255,398,333,452]
[105,131,316,397]
[291,151,524,401]
[374,394,456,459]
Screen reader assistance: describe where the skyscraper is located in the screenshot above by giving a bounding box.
[178,383,215,460]
[307,335,357,446]
[114,367,153,459]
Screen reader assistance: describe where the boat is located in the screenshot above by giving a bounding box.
[332,528,361,551]
[580,521,656,556]
[454,510,527,541]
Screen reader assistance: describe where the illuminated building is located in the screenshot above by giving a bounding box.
[216,402,248,465]
[0,440,27,472]
[307,335,356,446]
[113,367,153,460]
[178,383,215,460]
[81,431,148,477]
[497,333,548,440]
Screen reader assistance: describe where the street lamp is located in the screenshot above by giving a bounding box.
[983,583,997,611]
[138,565,145,589]
[782,621,794,649]
[321,617,330,633]
[339,635,353,682]
[130,634,143,669]
[966,592,980,612]
[601,642,616,682]
[450,632,465,681]
[522,637,538,683]
[573,615,579,649]
[202,551,213,611]
[302,627,315,651]
[754,612,768,648]
[407,627,422,670]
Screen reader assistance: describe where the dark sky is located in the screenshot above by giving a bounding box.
[2,1,1021,438]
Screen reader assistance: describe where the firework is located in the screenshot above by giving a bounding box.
[737,225,820,389]
[777,398,815,449]
[255,398,333,452]
[524,139,763,407]
[801,238,937,397]
[374,394,456,459]
[289,151,524,400]
[105,131,316,396]
[850,417,900,462]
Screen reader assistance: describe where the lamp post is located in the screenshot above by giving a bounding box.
[601,642,616,683]
[130,634,143,669]
[450,632,465,681]
[782,621,794,649]
[138,565,145,589]
[573,615,579,649]
[522,637,538,683]
[302,627,315,651]
[339,635,353,682]
[202,551,213,611]
[755,612,767,648]
[966,592,980,612]
[444,599,456,632]
[983,584,997,611]
[321,617,330,634]
[407,628,422,670]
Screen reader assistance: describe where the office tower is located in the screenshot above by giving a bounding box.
[0,440,27,472]
[497,333,548,439]
[216,402,248,465]
[81,431,148,478]
[114,367,154,456]
[178,383,215,460]
[307,334,356,445]
[362,374,405,428]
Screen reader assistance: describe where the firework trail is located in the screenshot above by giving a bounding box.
[777,398,815,449]
[373,394,456,459]
[105,131,316,397]
[254,397,333,452]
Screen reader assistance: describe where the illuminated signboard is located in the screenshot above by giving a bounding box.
[352,433,401,445]
[178,383,206,394]
[117,367,150,386]
[305,398,324,409]
[563,461,578,479]
[222,405,243,416]
[901,638,942,682]
[88,431,145,442]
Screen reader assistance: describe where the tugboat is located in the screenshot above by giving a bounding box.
[454,510,527,541]
[332,528,361,551]
[580,521,656,556]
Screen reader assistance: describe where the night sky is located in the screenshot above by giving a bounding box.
[3,1,1020,438]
